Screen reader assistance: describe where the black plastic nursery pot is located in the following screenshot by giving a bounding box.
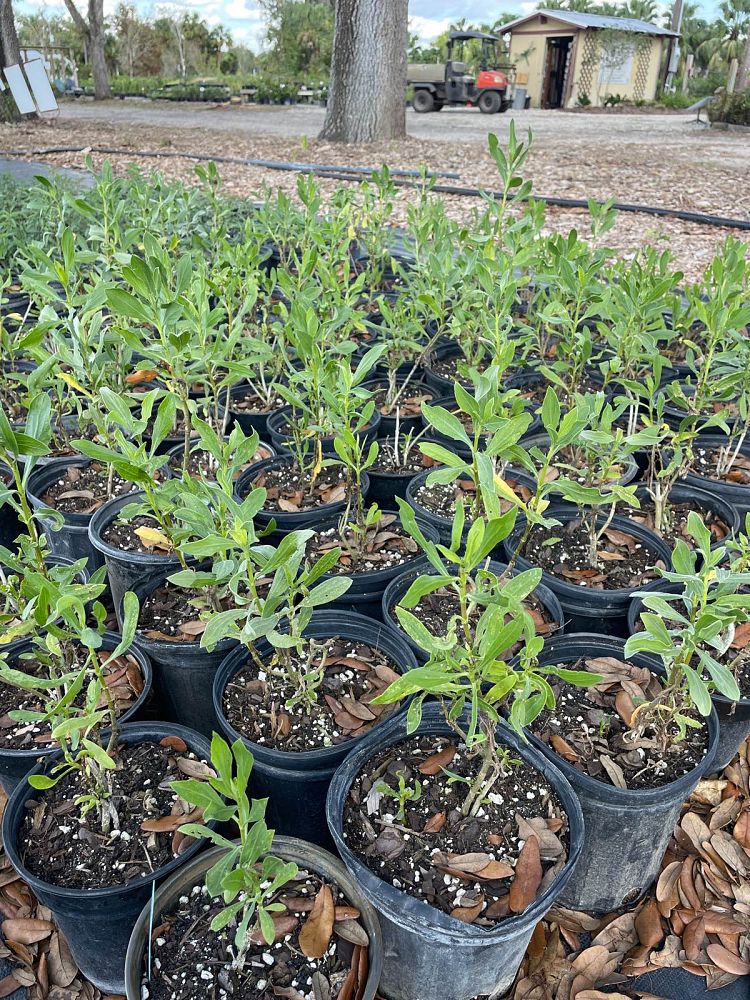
[405,467,535,546]
[381,559,565,664]
[225,381,279,438]
[0,462,22,551]
[267,406,381,456]
[124,835,383,1000]
[527,633,719,913]
[627,586,750,772]
[234,455,371,534]
[128,574,238,738]
[366,456,423,509]
[503,508,673,637]
[421,342,474,397]
[212,611,418,850]
[88,492,186,616]
[325,702,584,1000]
[26,457,107,570]
[307,511,439,621]
[1,722,212,993]
[362,377,433,436]
[0,632,152,794]
[518,433,640,488]
[681,434,750,517]
[629,481,741,553]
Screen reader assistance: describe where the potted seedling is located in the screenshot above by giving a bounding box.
[381,500,563,664]
[629,511,750,770]
[526,513,739,912]
[0,582,213,992]
[129,421,271,735]
[238,315,381,533]
[124,734,383,999]
[207,527,416,846]
[326,508,588,1000]
[83,391,186,610]
[302,422,439,618]
[504,390,673,635]
[407,364,534,543]
[0,568,151,790]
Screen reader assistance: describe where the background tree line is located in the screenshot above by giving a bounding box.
[12,0,749,102]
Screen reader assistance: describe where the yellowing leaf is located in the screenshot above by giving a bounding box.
[134,526,173,551]
[57,371,91,398]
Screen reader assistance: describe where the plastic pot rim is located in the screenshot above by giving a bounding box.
[1,721,213,902]
[507,510,673,600]
[0,633,153,765]
[529,632,720,805]
[326,702,584,942]
[123,835,383,1000]
[212,611,418,766]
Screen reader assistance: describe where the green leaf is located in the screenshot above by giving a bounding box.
[421,404,472,448]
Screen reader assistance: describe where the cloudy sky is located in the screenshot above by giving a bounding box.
[15,0,724,52]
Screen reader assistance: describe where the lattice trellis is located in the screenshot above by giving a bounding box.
[633,45,651,101]
[577,33,599,97]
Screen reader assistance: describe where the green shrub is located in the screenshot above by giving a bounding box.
[708,91,750,127]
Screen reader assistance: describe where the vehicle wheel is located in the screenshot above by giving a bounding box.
[478,90,502,114]
[412,90,435,113]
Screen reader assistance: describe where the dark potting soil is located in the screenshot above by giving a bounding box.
[521,519,665,591]
[619,498,731,549]
[692,446,750,486]
[229,385,286,415]
[427,354,490,383]
[0,650,144,749]
[371,385,433,419]
[532,658,708,789]
[542,445,630,488]
[168,444,273,481]
[40,461,140,515]
[101,514,176,556]
[252,464,351,513]
[306,514,419,575]
[414,474,530,520]
[223,638,401,752]
[370,439,427,475]
[402,580,559,653]
[138,581,217,641]
[145,872,372,1000]
[18,737,211,889]
[342,734,569,925]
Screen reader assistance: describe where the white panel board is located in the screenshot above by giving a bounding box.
[3,65,36,114]
[24,59,58,112]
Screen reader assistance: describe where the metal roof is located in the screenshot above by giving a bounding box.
[500,9,679,37]
[448,30,499,42]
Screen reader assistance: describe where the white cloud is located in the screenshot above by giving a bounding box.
[408,15,452,43]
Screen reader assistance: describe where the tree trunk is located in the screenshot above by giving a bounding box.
[0,0,21,122]
[319,0,407,143]
[738,31,750,93]
[88,0,111,99]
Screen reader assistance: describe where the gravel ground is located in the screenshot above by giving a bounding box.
[0,100,747,281]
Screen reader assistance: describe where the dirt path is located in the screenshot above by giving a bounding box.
[0,100,747,282]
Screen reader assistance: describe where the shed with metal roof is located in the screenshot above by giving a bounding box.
[500,9,678,109]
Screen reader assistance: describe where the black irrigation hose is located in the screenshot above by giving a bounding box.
[0,146,459,180]
[318,172,750,232]
[1,145,747,231]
